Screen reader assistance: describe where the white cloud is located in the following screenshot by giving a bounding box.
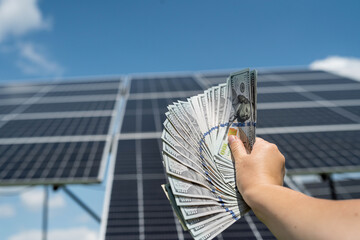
[0,0,63,76]
[75,213,92,224]
[0,0,50,42]
[310,56,360,81]
[0,204,15,218]
[17,42,63,76]
[20,189,65,211]
[8,227,97,240]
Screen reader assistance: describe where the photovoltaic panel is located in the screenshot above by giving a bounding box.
[98,69,360,240]
[0,116,111,138]
[44,88,119,97]
[257,107,355,128]
[310,89,360,100]
[0,92,37,99]
[303,179,360,200]
[0,141,105,185]
[54,79,120,86]
[23,100,116,113]
[0,105,20,114]
[259,130,360,174]
[130,76,203,93]
[342,106,360,117]
[0,77,122,186]
[281,78,355,86]
[257,92,311,103]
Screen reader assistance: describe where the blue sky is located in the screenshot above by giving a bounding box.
[0,0,359,82]
[0,1,360,240]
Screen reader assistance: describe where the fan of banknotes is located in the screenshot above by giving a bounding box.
[161,68,257,240]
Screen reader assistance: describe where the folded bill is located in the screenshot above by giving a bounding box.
[161,69,257,240]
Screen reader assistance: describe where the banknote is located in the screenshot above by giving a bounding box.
[161,69,257,240]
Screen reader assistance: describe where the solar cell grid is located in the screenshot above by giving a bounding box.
[101,69,360,240]
[130,76,202,93]
[342,106,360,117]
[54,79,120,86]
[105,179,139,240]
[44,89,119,97]
[0,116,111,138]
[143,178,180,239]
[257,92,310,103]
[260,131,360,174]
[23,100,116,113]
[257,107,355,128]
[121,97,189,133]
[0,141,105,185]
[311,89,360,101]
[304,179,360,200]
[281,78,356,86]
[114,140,137,175]
[0,104,20,114]
[0,92,36,99]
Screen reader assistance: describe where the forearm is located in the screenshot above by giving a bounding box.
[244,184,360,240]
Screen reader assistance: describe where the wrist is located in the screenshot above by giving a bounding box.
[242,184,275,209]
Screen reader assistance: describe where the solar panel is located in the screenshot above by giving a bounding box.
[303,179,360,200]
[0,140,105,185]
[260,130,360,174]
[257,107,355,128]
[101,69,360,240]
[130,76,203,93]
[0,78,122,186]
[23,100,116,113]
[0,116,111,138]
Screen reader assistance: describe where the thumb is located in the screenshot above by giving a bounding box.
[228,135,247,160]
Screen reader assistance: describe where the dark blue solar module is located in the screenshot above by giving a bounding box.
[44,89,119,97]
[341,106,360,117]
[0,104,20,114]
[281,78,356,86]
[257,107,356,128]
[23,100,116,113]
[0,141,105,185]
[105,138,276,240]
[53,79,120,86]
[130,76,202,93]
[0,116,111,138]
[103,69,360,240]
[311,89,360,100]
[259,130,360,174]
[257,92,310,103]
[0,78,121,186]
[304,179,360,200]
[0,92,36,99]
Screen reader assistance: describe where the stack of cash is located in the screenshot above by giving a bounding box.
[161,69,257,240]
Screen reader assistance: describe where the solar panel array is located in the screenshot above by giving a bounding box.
[100,69,360,240]
[1,69,359,239]
[0,78,122,186]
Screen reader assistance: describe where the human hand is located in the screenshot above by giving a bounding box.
[228,136,285,204]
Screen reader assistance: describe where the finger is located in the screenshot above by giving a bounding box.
[228,135,248,159]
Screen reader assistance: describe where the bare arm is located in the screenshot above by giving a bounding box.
[228,135,360,240]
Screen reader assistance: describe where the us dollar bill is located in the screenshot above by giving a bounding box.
[161,69,257,240]
[217,69,257,162]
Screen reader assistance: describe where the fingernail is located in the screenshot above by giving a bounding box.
[228,135,236,145]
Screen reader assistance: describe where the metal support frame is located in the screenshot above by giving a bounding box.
[320,173,337,200]
[62,185,101,223]
[42,185,49,240]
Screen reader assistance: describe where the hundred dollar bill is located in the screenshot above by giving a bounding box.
[161,68,257,240]
[217,69,257,162]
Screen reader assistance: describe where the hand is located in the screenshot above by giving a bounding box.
[228,136,285,204]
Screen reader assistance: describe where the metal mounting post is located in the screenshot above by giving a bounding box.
[320,173,337,200]
[62,185,101,223]
[42,185,49,240]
